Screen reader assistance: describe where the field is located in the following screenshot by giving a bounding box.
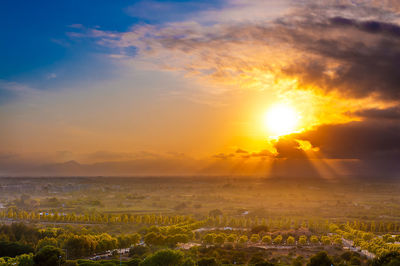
[1,177,400,265]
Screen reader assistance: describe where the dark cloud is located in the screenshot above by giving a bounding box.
[273,137,307,159]
[271,118,400,178]
[93,1,400,101]
[276,10,400,100]
[329,16,400,38]
[291,120,400,160]
[353,106,400,120]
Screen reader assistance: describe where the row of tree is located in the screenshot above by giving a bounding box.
[3,207,400,233]
[201,232,342,246]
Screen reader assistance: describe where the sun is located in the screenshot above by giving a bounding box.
[264,103,299,137]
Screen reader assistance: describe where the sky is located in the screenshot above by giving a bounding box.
[1,0,400,177]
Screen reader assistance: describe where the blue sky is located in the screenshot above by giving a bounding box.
[0,0,222,98]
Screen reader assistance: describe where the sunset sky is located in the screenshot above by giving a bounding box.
[1,0,400,177]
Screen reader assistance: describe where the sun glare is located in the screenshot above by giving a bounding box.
[264,104,299,137]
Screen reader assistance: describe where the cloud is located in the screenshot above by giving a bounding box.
[0,80,40,104]
[273,137,308,159]
[78,0,400,105]
[353,106,400,120]
[277,12,400,100]
[46,73,57,80]
[56,0,400,178]
[290,120,400,160]
[213,152,234,159]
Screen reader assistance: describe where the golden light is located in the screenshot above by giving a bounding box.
[264,103,299,137]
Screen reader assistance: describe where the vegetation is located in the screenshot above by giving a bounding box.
[1,177,400,265]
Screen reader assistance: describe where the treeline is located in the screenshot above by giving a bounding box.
[200,232,342,247]
[0,223,139,259]
[3,207,400,234]
[1,208,194,226]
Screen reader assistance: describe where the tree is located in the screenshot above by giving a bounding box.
[4,253,34,266]
[250,234,260,243]
[130,233,141,246]
[273,235,282,244]
[249,255,265,265]
[226,234,237,243]
[214,234,225,245]
[262,235,272,244]
[292,256,304,266]
[36,237,58,251]
[182,258,196,266]
[238,235,248,244]
[0,241,34,257]
[321,236,331,245]
[372,251,400,266]
[349,256,361,266]
[310,235,319,244]
[298,235,307,245]
[63,235,95,258]
[34,245,65,266]
[126,258,141,266]
[144,232,165,246]
[307,251,333,266]
[129,245,149,257]
[203,234,215,245]
[198,257,218,266]
[287,236,295,245]
[141,249,184,266]
[332,236,343,246]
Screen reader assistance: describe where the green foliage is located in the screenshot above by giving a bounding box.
[249,254,265,264]
[292,256,304,266]
[310,235,319,244]
[298,235,307,245]
[34,245,65,266]
[238,235,248,244]
[226,234,237,243]
[273,235,282,244]
[0,253,35,266]
[181,258,196,266]
[286,236,295,245]
[250,234,260,243]
[0,241,34,257]
[36,237,58,251]
[214,234,225,245]
[129,245,150,257]
[320,236,331,245]
[126,258,142,266]
[0,223,40,245]
[261,235,272,244]
[62,261,79,266]
[203,234,215,245]
[372,251,400,266]
[197,257,218,266]
[140,249,184,266]
[307,251,333,266]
